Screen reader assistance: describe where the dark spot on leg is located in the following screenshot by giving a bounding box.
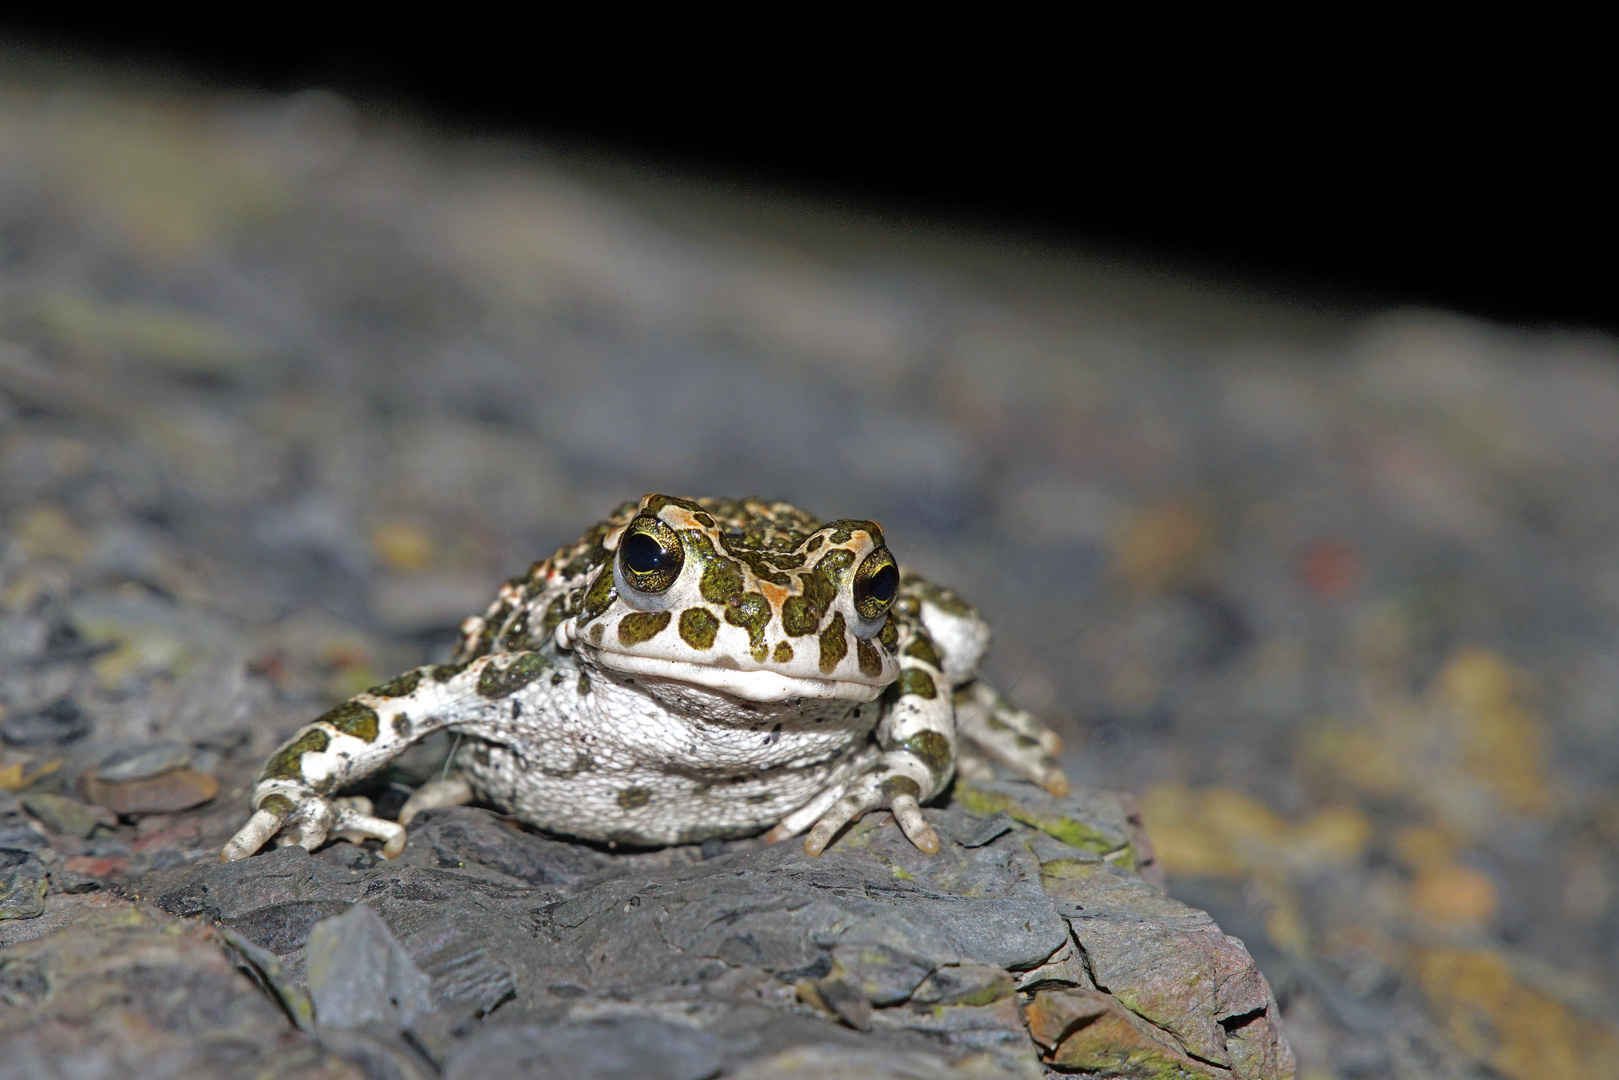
[882,775,922,800]
[903,730,951,775]
[896,668,937,699]
[261,729,331,781]
[317,700,380,742]
[902,635,941,669]
[369,669,424,698]
[259,792,296,817]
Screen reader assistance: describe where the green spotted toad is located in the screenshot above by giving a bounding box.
[223,495,1067,861]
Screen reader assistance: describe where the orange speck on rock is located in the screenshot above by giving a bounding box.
[1300,538,1361,599]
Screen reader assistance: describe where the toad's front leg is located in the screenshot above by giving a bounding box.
[221,654,528,861]
[770,623,956,856]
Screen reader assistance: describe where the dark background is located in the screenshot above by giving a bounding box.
[3,19,1608,332]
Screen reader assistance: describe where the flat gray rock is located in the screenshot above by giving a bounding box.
[134,784,1293,1078]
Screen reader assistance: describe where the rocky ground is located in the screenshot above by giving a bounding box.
[2,63,1618,1079]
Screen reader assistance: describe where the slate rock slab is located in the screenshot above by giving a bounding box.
[129,782,1293,1078]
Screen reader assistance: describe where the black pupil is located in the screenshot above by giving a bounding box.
[622,531,676,575]
[865,563,899,605]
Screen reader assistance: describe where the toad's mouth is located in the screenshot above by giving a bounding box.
[580,645,890,703]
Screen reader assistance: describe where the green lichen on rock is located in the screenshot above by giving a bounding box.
[958,784,1125,856]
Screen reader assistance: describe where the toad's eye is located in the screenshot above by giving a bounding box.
[614,516,684,608]
[852,548,900,630]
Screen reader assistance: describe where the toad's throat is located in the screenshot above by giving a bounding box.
[580,645,889,703]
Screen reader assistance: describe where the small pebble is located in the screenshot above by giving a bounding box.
[20,792,115,838]
[0,823,48,853]
[95,742,193,782]
[0,851,48,920]
[0,699,90,747]
[81,768,219,815]
[62,854,127,878]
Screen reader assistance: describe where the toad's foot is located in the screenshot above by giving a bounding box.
[768,750,941,856]
[955,681,1069,796]
[398,773,475,825]
[221,790,405,861]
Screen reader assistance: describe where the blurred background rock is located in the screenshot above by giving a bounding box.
[1,36,1615,1080]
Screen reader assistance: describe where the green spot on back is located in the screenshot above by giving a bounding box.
[680,608,720,649]
[618,610,672,646]
[818,611,849,673]
[477,652,548,698]
[538,597,568,642]
[700,552,745,605]
[580,566,617,620]
[773,640,795,663]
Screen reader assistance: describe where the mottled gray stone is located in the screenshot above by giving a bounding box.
[134,788,1290,1078]
[443,1018,723,1080]
[93,740,193,781]
[0,698,89,746]
[0,850,47,920]
[20,791,114,837]
[307,903,434,1029]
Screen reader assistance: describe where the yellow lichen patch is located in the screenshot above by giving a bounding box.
[12,506,89,564]
[0,761,24,790]
[31,294,250,375]
[1112,500,1211,593]
[370,521,437,571]
[1299,714,1415,799]
[1434,648,1549,817]
[1301,647,1550,832]
[43,101,284,260]
[1393,825,1498,931]
[1413,946,1619,1080]
[1409,862,1498,931]
[76,608,194,690]
[1287,806,1375,868]
[1141,784,1372,880]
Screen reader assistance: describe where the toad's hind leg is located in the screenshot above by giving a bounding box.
[398,773,475,825]
[955,681,1069,796]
